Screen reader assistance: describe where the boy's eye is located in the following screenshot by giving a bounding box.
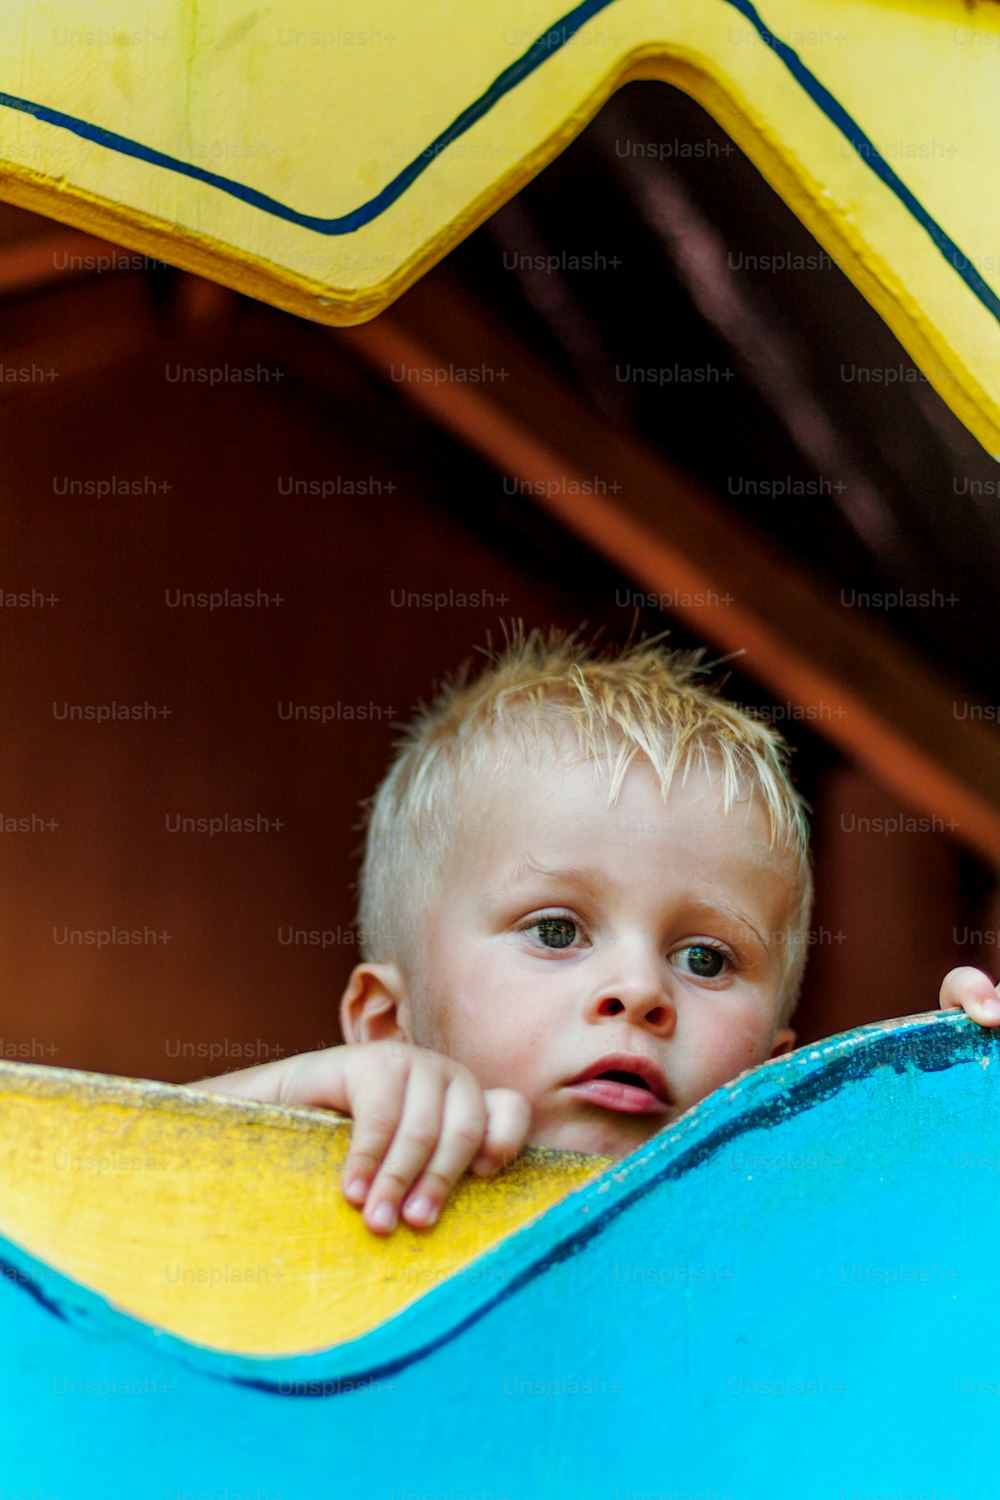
[525,917,579,949]
[674,944,728,979]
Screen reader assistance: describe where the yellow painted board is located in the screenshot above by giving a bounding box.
[0,1061,605,1358]
[0,1,997,448]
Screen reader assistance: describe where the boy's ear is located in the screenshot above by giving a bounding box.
[769,1026,796,1059]
[339,962,410,1045]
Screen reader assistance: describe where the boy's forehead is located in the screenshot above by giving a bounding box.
[459,740,768,851]
[468,725,719,801]
[454,742,797,904]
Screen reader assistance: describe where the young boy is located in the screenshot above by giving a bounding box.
[194,628,999,1235]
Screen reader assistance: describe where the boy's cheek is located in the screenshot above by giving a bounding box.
[694,1015,779,1091]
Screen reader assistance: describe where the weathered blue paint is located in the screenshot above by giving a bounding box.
[4,1009,999,1497]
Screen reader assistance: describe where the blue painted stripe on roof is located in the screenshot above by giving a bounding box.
[0,0,618,235]
[725,0,1000,320]
[0,0,995,322]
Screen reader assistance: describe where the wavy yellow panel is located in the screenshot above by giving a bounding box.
[0,1062,605,1357]
[0,0,997,448]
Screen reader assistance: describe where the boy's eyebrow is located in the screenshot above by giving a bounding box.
[688,899,771,952]
[502,855,605,895]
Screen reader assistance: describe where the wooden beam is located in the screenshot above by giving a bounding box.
[335,271,1000,867]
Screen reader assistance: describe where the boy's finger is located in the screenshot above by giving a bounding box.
[470,1088,532,1176]
[939,965,1000,1025]
[398,1069,489,1228]
[340,1061,411,1210]
[363,1064,451,1234]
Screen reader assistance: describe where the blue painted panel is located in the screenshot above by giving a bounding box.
[3,1010,997,1498]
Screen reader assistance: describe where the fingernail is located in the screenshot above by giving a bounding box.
[404,1195,436,1226]
[983,998,1000,1021]
[368,1201,396,1232]
[343,1176,367,1205]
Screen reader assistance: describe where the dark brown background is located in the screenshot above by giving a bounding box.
[2,82,997,1082]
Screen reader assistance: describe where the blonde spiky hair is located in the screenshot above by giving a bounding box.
[357,624,813,1024]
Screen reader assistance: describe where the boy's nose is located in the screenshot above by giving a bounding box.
[589,959,676,1035]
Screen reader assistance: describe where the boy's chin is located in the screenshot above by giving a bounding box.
[528,1110,672,1161]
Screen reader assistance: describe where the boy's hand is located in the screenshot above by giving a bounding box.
[940,966,1000,1026]
[190,1042,531,1236]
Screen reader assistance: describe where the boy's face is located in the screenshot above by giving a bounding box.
[350,742,798,1159]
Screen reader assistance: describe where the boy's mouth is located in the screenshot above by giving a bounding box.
[564,1054,671,1117]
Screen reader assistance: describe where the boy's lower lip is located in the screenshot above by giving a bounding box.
[564,1079,671,1116]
